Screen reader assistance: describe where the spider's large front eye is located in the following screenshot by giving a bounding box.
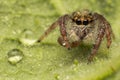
[76,20,82,25]
[83,20,89,25]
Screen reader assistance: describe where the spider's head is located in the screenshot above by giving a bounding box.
[72,9,94,25]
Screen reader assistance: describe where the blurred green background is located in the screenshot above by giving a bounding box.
[0,0,120,80]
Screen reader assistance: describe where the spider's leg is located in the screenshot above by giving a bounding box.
[58,36,80,48]
[37,20,58,42]
[104,22,113,48]
[88,13,114,62]
[58,15,71,49]
[88,27,105,62]
[58,36,65,46]
[93,13,114,49]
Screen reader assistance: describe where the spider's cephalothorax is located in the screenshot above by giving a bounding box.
[37,9,114,62]
[65,10,95,43]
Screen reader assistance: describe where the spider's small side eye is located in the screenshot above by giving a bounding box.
[76,20,82,25]
[83,20,89,25]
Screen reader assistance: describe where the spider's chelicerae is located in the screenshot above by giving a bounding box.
[37,9,114,62]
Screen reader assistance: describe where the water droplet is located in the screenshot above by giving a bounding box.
[7,49,24,65]
[19,29,36,45]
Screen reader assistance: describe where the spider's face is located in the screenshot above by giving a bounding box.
[72,10,94,25]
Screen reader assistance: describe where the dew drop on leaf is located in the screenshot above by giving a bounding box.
[7,49,24,65]
[19,29,36,45]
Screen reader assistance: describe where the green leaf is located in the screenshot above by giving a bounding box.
[0,0,120,80]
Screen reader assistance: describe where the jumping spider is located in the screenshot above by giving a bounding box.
[37,9,114,62]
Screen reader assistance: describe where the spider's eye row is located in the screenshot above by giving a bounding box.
[83,20,89,25]
[75,19,89,25]
[76,20,82,25]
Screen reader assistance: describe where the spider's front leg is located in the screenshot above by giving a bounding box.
[88,13,113,62]
[88,27,105,62]
[37,20,58,42]
[58,15,71,50]
[58,36,80,48]
[37,14,71,49]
